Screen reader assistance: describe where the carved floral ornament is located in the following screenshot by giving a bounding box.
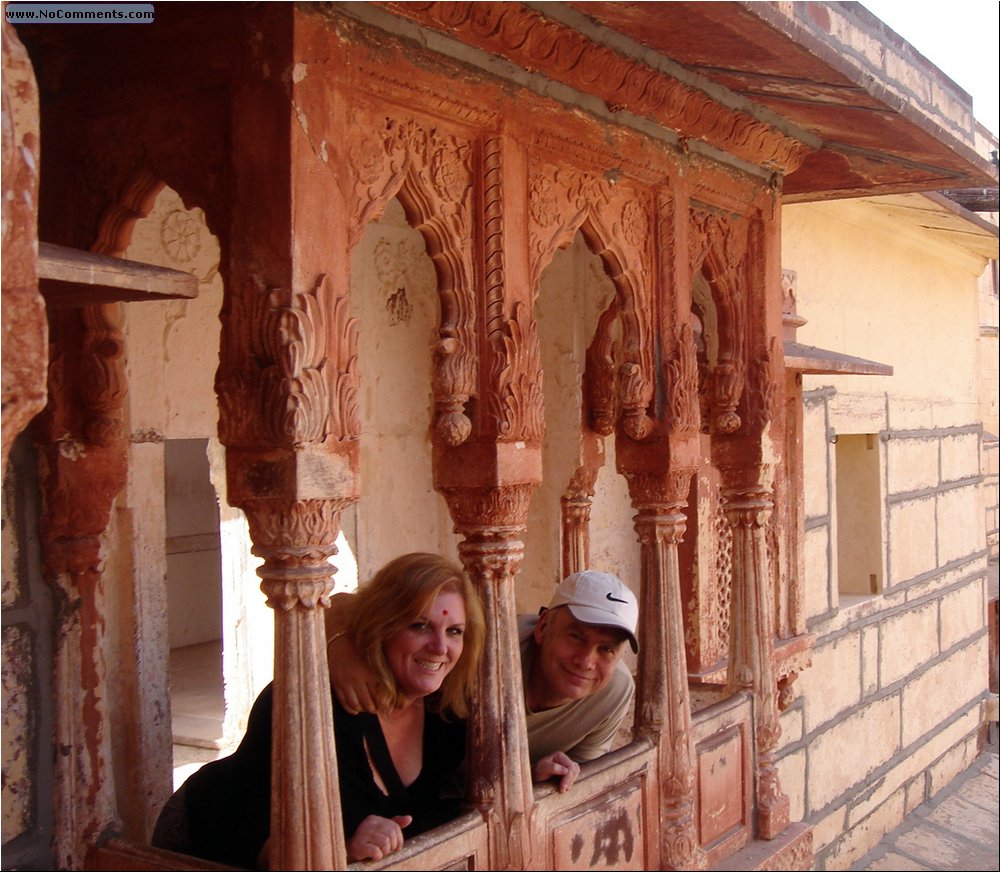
[490,302,545,443]
[346,110,478,447]
[80,305,128,449]
[443,483,536,533]
[665,321,700,438]
[218,275,359,448]
[585,299,620,437]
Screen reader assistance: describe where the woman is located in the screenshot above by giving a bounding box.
[155,553,485,868]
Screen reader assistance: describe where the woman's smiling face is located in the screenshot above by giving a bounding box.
[385,589,467,700]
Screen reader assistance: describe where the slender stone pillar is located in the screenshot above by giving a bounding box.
[242,498,348,870]
[722,479,790,839]
[560,492,592,576]
[628,470,706,870]
[445,485,535,870]
[34,301,130,868]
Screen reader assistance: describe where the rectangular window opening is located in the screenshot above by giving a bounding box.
[835,433,884,598]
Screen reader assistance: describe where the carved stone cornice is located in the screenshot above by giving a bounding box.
[379,2,810,173]
[532,128,664,187]
[346,58,500,132]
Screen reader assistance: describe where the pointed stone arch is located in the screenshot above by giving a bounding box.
[345,112,478,447]
[689,208,750,435]
[528,163,657,442]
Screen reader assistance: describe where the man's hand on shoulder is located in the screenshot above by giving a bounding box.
[532,751,580,793]
[326,592,382,715]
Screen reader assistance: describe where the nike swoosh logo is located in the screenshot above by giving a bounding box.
[606,592,628,603]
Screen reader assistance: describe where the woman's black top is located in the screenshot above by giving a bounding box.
[182,682,467,869]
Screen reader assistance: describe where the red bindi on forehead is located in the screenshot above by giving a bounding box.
[442,609,448,615]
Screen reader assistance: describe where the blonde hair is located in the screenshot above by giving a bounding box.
[346,553,485,718]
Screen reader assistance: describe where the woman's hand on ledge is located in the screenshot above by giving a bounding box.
[348,814,413,862]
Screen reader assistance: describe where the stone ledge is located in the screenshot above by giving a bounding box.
[708,822,814,871]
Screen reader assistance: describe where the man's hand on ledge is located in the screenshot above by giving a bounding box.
[532,751,581,793]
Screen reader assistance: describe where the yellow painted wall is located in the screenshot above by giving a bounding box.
[781,196,994,869]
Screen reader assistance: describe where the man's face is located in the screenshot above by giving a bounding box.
[531,606,628,709]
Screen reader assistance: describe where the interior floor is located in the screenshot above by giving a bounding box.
[169,640,228,790]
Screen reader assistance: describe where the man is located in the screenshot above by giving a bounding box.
[327,568,638,793]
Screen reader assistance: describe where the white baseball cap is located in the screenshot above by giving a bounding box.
[548,570,639,653]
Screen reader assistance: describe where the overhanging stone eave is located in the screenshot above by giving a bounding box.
[784,342,893,377]
[561,2,997,197]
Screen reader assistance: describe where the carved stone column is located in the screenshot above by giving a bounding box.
[1,21,46,471]
[560,491,592,577]
[627,470,706,870]
[560,431,606,577]
[36,303,129,868]
[721,474,790,840]
[444,484,535,871]
[218,277,357,868]
[43,535,121,869]
[218,9,358,865]
[243,498,348,870]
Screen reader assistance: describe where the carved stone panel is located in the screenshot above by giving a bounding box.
[549,779,648,870]
[692,694,753,866]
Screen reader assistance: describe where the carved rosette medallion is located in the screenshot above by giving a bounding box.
[159,209,201,263]
[527,163,615,287]
[620,199,648,248]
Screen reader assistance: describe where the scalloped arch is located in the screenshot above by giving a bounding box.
[349,146,478,446]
